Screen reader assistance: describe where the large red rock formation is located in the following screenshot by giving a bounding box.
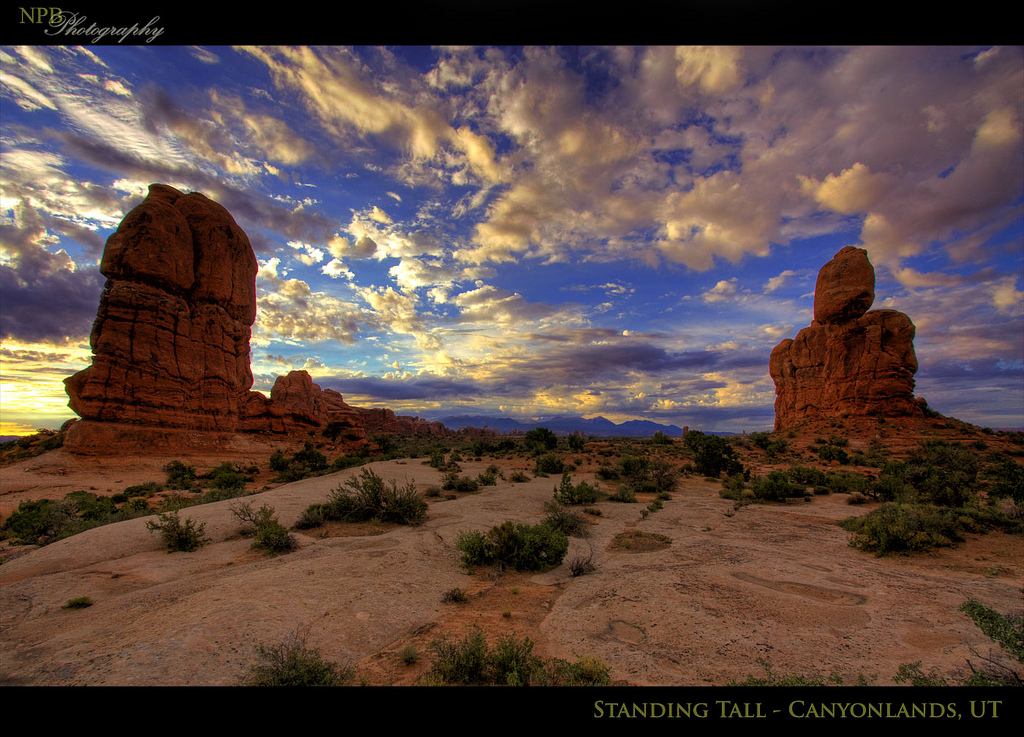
[64,184,258,432]
[63,184,450,452]
[769,246,923,430]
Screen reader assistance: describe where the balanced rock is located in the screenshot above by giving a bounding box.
[65,184,258,432]
[769,247,922,430]
[813,245,875,324]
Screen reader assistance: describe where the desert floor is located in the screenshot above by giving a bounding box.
[2,443,1022,691]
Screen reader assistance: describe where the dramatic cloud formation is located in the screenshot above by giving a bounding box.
[1,45,1021,434]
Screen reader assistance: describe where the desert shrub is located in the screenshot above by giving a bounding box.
[441,587,468,603]
[271,442,329,482]
[442,472,479,493]
[567,545,597,576]
[477,465,502,486]
[455,521,568,571]
[293,504,326,530]
[146,511,208,552]
[509,470,530,483]
[123,481,163,498]
[837,502,1020,556]
[64,490,119,522]
[986,460,1024,504]
[649,431,673,446]
[816,444,850,464]
[815,470,871,496]
[649,459,678,495]
[567,432,587,451]
[63,596,94,610]
[428,447,448,470]
[534,453,565,475]
[524,427,558,452]
[720,473,748,503]
[684,431,744,478]
[424,628,605,687]
[619,455,650,483]
[163,460,198,490]
[231,501,296,553]
[959,599,1024,666]
[750,471,807,502]
[206,462,251,493]
[552,472,603,506]
[607,485,637,503]
[400,645,419,665]
[322,468,427,525]
[542,499,590,538]
[545,655,611,686]
[425,627,492,684]
[1,498,78,545]
[244,629,354,686]
[489,633,544,686]
[595,464,620,481]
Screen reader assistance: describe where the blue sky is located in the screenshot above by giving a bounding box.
[1,45,1022,435]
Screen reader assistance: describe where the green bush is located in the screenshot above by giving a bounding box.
[567,432,587,451]
[524,427,558,451]
[542,499,590,538]
[63,596,94,610]
[959,599,1024,665]
[455,521,568,571]
[442,472,479,493]
[425,627,492,684]
[163,461,198,490]
[231,501,296,554]
[607,486,637,503]
[123,481,163,498]
[986,460,1024,504]
[206,462,251,493]
[750,471,807,502]
[244,629,354,686]
[684,431,744,478]
[318,468,427,525]
[1,498,77,545]
[423,627,610,686]
[534,453,565,475]
[146,511,208,552]
[552,472,603,505]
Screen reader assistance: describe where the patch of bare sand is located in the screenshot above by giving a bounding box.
[1,457,1022,687]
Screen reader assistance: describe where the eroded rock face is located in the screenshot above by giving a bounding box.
[65,184,258,432]
[64,184,449,452]
[770,247,922,430]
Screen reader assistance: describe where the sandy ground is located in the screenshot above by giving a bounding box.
[2,448,1022,689]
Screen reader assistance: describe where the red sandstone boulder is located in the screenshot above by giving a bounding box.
[66,184,258,432]
[813,245,875,325]
[770,247,922,430]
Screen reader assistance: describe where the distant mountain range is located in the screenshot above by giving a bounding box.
[434,415,685,437]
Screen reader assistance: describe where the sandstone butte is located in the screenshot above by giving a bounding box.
[63,184,451,454]
[769,246,925,432]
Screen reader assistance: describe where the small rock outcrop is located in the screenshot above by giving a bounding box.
[64,184,259,432]
[769,246,923,430]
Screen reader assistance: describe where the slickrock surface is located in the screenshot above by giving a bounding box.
[1,457,1020,687]
[770,246,922,430]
